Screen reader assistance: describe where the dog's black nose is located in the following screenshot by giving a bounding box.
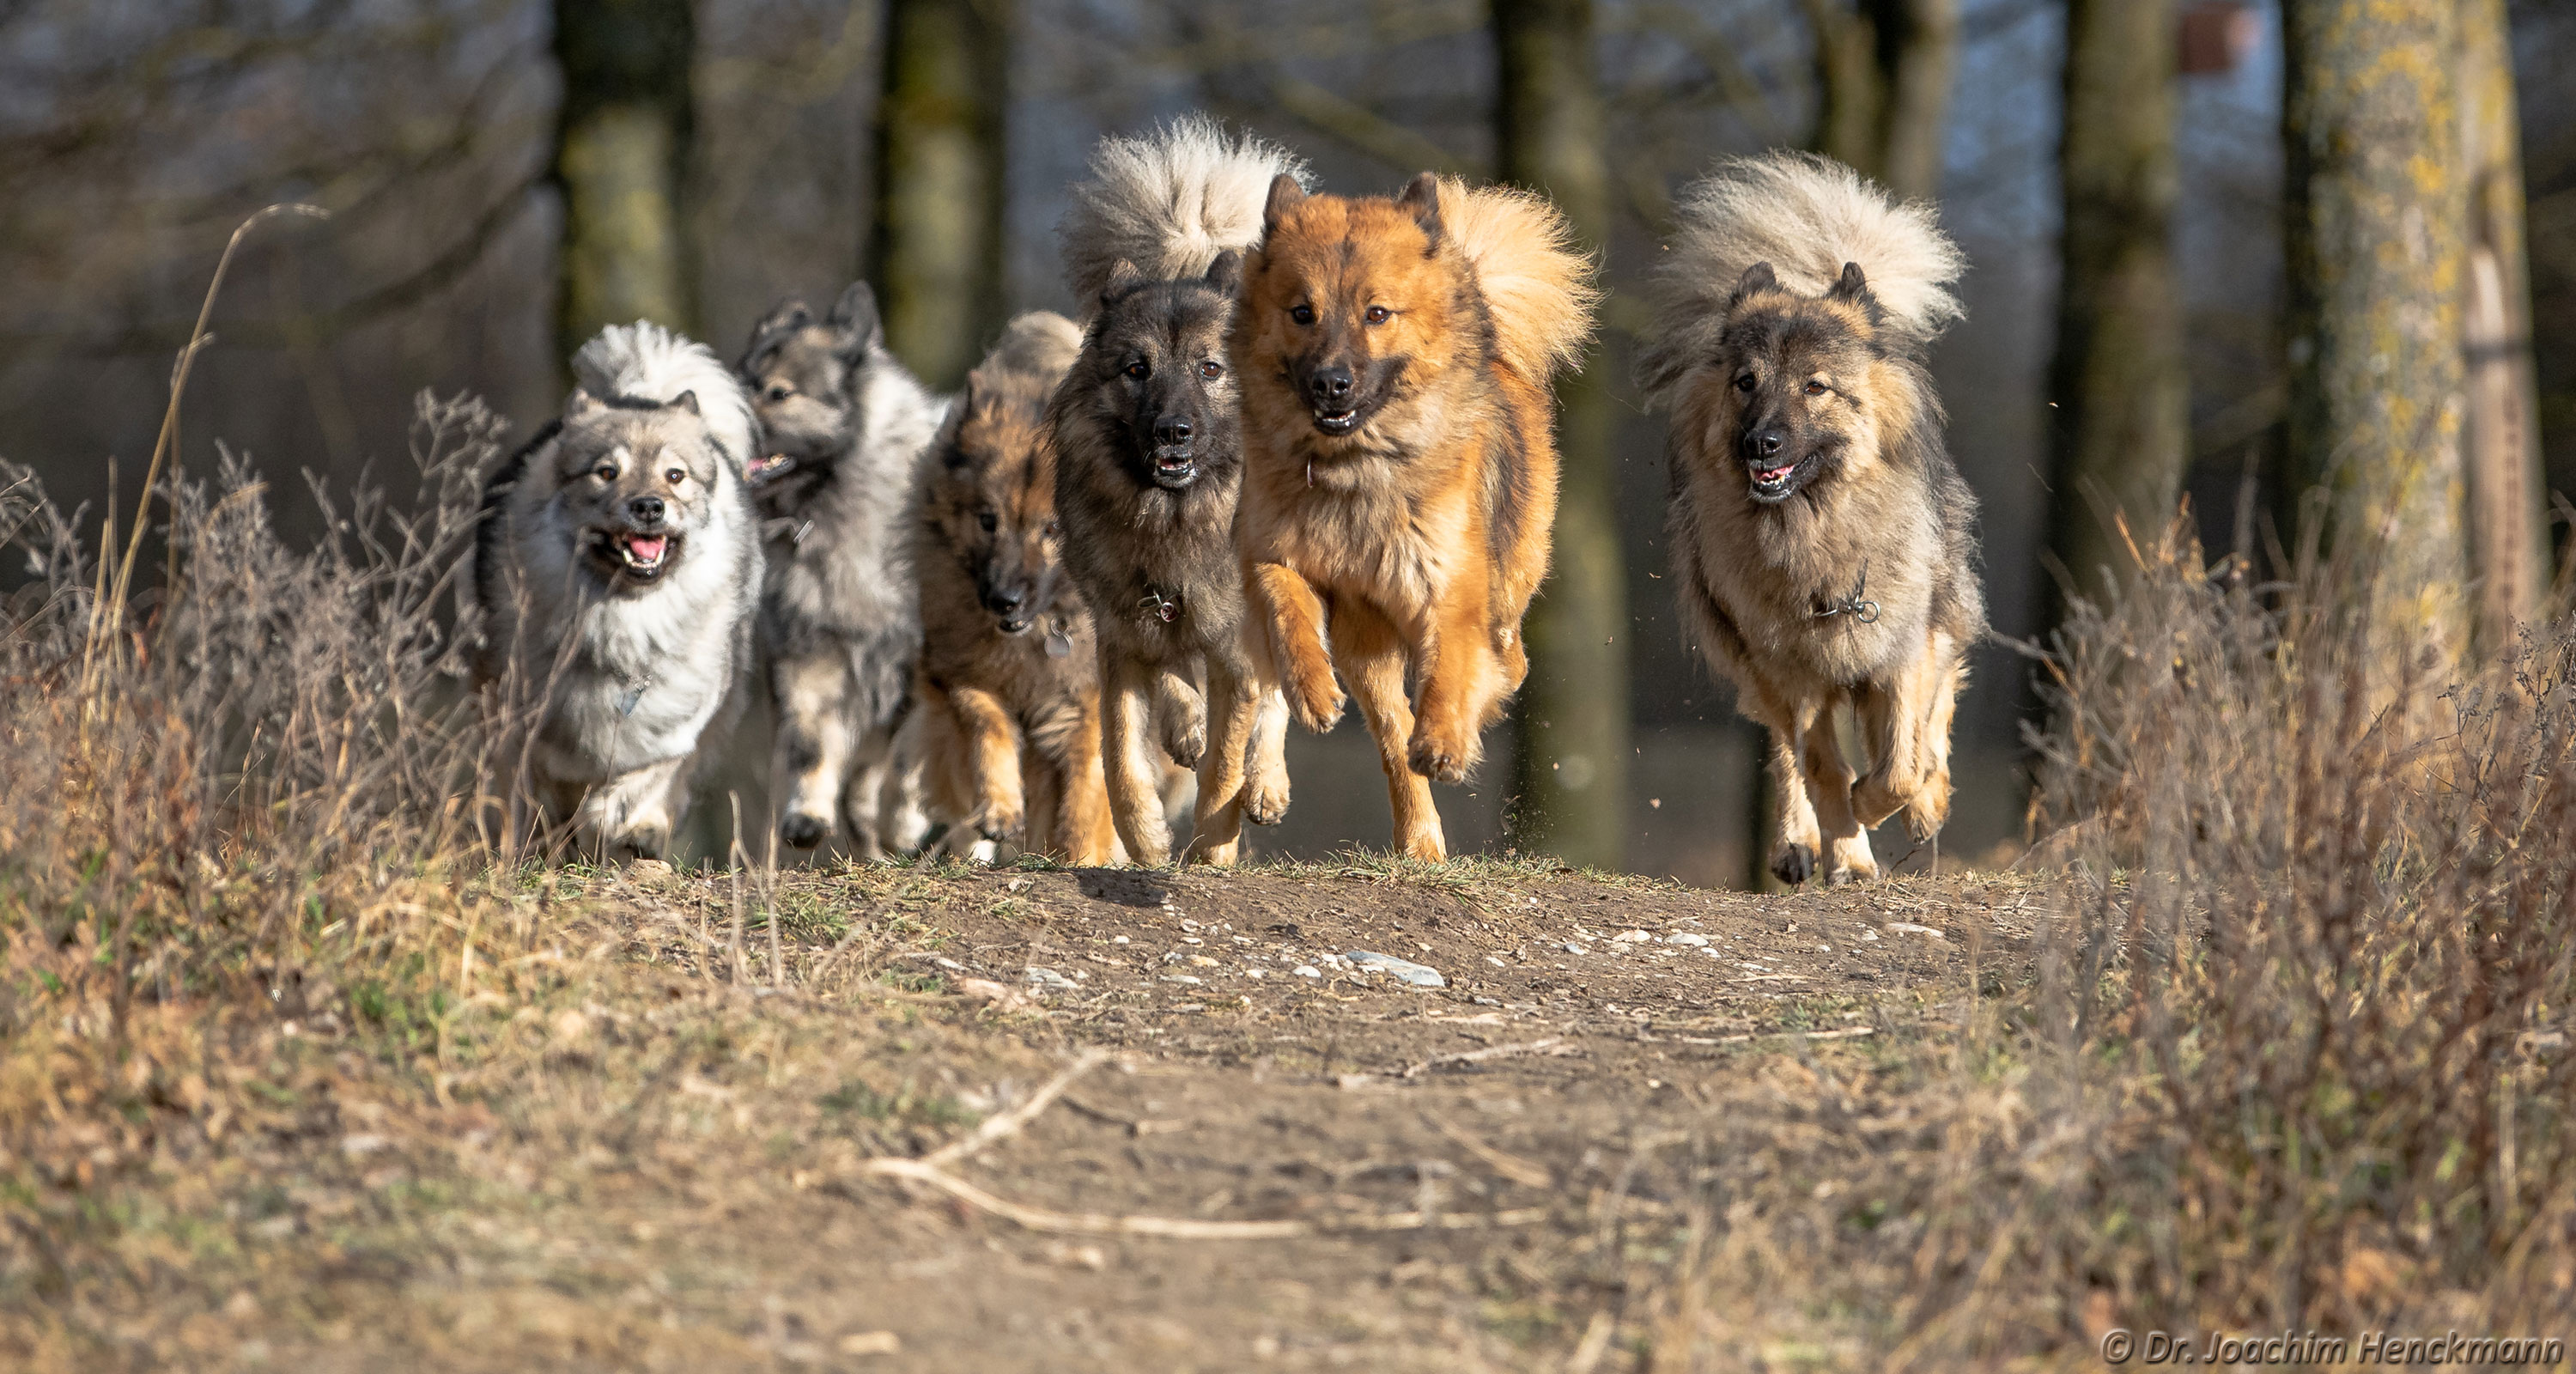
[1154,416,1194,447]
[1309,367,1353,406]
[628,495,666,524]
[987,585,1028,612]
[1746,429,1786,459]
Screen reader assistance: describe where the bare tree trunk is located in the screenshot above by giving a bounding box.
[2044,0,2186,611]
[2282,0,2469,665]
[1496,0,1627,872]
[872,0,1011,392]
[2461,0,2547,650]
[551,0,696,360]
[1801,0,1959,200]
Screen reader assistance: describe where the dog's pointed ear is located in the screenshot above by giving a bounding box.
[1826,260,1886,327]
[1101,258,1147,309]
[669,390,701,416]
[742,297,811,372]
[1728,261,1779,310]
[829,281,884,356]
[1202,248,1243,297]
[566,387,605,421]
[1395,172,1442,246]
[1262,173,1307,235]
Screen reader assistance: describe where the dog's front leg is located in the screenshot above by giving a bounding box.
[770,651,855,853]
[1099,651,1173,866]
[578,753,693,860]
[946,684,1027,845]
[1248,560,1343,733]
[1799,696,1876,884]
[1405,587,1498,785]
[1051,685,1119,867]
[1745,691,1826,886]
[1184,654,1261,866]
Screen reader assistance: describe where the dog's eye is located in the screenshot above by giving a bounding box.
[1733,373,1757,393]
[1124,360,1150,380]
[1289,304,1315,326]
[1804,380,1830,397]
[1197,360,1223,380]
[976,509,998,532]
[665,467,685,484]
[593,462,618,481]
[1364,306,1392,325]
[1044,519,1060,537]
[764,384,791,402]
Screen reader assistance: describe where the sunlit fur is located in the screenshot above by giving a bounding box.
[910,312,1117,865]
[1232,171,1596,860]
[471,323,760,860]
[738,282,945,860]
[1647,153,1984,886]
[1051,121,1299,868]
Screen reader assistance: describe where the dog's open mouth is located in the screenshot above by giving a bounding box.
[1312,408,1360,438]
[996,614,1034,635]
[746,453,797,487]
[598,530,677,580]
[1746,460,1801,502]
[1151,446,1198,487]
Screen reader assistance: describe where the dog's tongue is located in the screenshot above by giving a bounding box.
[625,534,669,564]
[1755,465,1793,483]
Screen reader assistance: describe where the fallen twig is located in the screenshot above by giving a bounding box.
[1423,1111,1552,1189]
[926,1048,1110,1167]
[1402,1036,1573,1079]
[861,1158,1548,1237]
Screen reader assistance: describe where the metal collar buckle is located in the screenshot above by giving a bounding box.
[1814,562,1880,624]
[1139,588,1180,624]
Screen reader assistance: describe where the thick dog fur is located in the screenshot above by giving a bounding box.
[1232,172,1595,860]
[1643,152,1985,885]
[912,312,1118,864]
[1050,120,1303,867]
[473,322,761,859]
[738,282,945,859]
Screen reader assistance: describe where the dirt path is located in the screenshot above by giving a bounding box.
[13,860,2045,1372]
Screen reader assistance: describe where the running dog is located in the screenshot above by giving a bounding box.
[738,282,944,859]
[473,322,761,859]
[1050,117,1303,866]
[1638,152,1985,885]
[911,312,1116,864]
[1231,172,1595,860]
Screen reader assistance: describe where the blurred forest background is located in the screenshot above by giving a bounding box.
[3,0,2568,885]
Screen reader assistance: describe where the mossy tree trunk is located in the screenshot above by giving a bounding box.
[2044,0,2186,612]
[2460,0,2547,651]
[1801,0,1959,200]
[872,0,1012,392]
[1495,0,1627,872]
[2281,0,2469,664]
[551,0,696,360]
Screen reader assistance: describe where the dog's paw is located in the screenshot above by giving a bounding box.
[1161,714,1207,769]
[1904,773,1952,842]
[1851,776,1903,830]
[780,812,830,850]
[1288,671,1345,734]
[1243,773,1291,825]
[1406,729,1472,785]
[978,797,1027,846]
[1770,843,1816,887]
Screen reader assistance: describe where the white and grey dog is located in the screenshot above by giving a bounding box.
[472,321,762,859]
[737,283,946,858]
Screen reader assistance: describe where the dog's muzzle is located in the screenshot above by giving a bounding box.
[1308,365,1361,436]
[591,526,681,581]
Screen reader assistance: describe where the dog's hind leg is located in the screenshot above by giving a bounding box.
[1800,694,1876,884]
[1334,600,1446,861]
[771,653,855,853]
[1238,622,1293,827]
[1185,655,1260,866]
[1152,663,1208,768]
[1853,629,1963,841]
[1100,653,1174,866]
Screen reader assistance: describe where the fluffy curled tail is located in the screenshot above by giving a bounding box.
[1434,177,1600,386]
[1059,115,1309,305]
[1639,151,1962,404]
[571,321,758,471]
